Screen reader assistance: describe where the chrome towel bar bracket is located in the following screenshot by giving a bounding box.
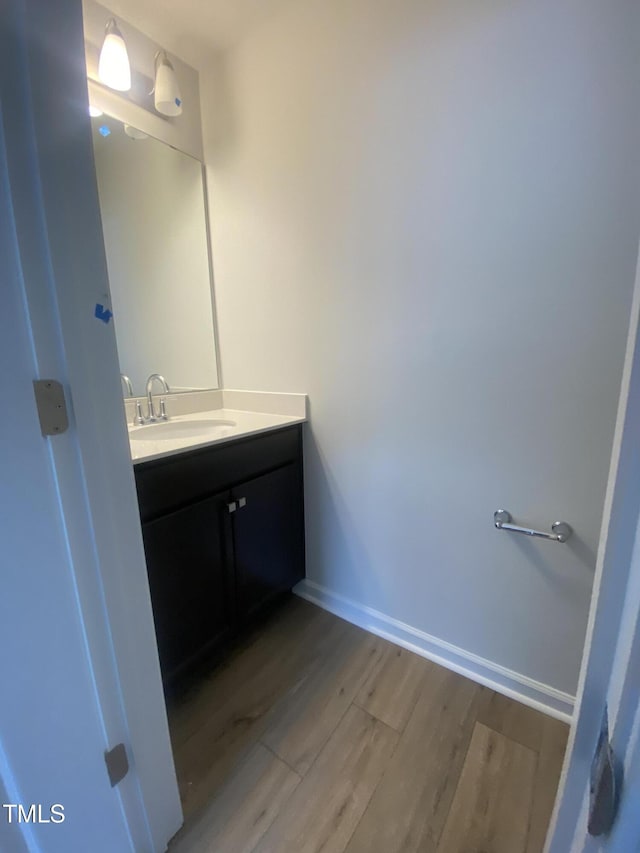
[494,509,572,543]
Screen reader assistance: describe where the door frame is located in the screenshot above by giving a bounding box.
[2,0,182,849]
[546,240,640,851]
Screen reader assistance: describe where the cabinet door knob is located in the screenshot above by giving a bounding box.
[238,497,247,509]
[227,501,237,514]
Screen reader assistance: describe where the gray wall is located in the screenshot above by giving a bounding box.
[203,0,640,696]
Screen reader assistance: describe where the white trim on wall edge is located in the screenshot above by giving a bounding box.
[294,579,574,723]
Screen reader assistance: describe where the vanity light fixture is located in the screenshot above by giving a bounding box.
[98,18,131,92]
[154,50,182,117]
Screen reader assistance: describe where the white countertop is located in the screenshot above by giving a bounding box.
[129,408,306,464]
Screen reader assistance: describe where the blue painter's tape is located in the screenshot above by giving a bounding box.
[95,303,113,324]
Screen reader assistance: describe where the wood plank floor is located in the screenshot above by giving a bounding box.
[168,596,568,853]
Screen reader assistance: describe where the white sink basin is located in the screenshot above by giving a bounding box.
[129,418,236,441]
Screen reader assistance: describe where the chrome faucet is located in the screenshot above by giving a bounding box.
[120,374,133,397]
[145,374,170,422]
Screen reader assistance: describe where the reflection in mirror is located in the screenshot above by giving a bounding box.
[91,114,219,397]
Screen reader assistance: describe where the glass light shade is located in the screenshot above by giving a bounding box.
[98,19,131,92]
[154,53,182,117]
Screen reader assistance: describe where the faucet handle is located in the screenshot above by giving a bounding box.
[159,399,169,421]
[133,400,146,426]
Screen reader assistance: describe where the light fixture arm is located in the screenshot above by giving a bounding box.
[105,17,123,40]
[150,50,169,92]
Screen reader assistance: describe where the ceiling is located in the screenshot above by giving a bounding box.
[101,0,294,68]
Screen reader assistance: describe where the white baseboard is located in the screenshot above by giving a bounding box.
[293,579,574,723]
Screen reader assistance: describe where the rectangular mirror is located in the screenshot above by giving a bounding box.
[91,114,219,396]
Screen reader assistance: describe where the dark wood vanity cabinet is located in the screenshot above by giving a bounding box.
[134,425,305,686]
[233,462,304,622]
[140,492,234,680]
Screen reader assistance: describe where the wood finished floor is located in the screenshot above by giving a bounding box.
[167,597,568,853]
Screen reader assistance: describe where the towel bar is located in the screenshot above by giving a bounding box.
[494,509,572,543]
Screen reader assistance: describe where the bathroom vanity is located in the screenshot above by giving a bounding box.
[134,417,305,687]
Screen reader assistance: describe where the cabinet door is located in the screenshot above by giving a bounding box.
[141,492,233,682]
[233,462,305,620]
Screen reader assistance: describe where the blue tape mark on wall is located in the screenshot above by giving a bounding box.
[95,304,113,324]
